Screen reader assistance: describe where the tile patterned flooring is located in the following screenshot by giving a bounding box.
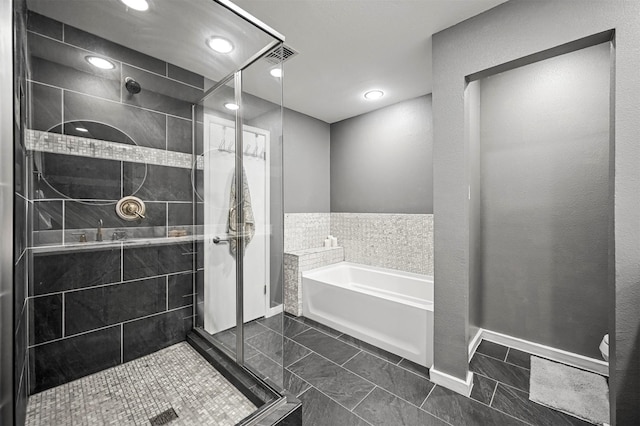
[25,342,256,426]
[240,314,596,426]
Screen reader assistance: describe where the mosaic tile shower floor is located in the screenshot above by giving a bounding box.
[25,342,256,426]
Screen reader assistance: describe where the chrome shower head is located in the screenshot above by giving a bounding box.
[124,77,141,94]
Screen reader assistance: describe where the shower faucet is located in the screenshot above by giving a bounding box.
[96,219,103,242]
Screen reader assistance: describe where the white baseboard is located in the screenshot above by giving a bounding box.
[481,329,609,377]
[429,368,474,397]
[265,304,283,318]
[468,328,483,361]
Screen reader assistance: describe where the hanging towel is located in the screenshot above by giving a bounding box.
[228,167,255,256]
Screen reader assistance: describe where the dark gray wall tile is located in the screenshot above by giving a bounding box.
[29,294,62,345]
[27,11,62,40]
[291,328,359,365]
[28,82,61,131]
[422,385,526,426]
[123,243,193,280]
[288,352,374,410]
[30,325,121,393]
[35,153,121,200]
[167,116,192,153]
[298,387,369,426]
[14,303,28,386]
[13,194,26,258]
[167,202,192,227]
[121,64,202,118]
[32,200,63,231]
[168,272,193,310]
[122,306,192,362]
[63,25,165,74]
[65,277,166,335]
[14,255,26,325]
[354,386,447,426]
[64,91,166,150]
[134,164,193,202]
[32,249,121,295]
[64,200,166,230]
[344,351,434,406]
[167,63,204,89]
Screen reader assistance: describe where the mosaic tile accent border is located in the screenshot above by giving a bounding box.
[284,247,344,316]
[25,129,203,170]
[284,213,331,252]
[330,213,434,276]
[25,342,255,426]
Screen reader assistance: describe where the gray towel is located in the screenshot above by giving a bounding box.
[228,167,255,256]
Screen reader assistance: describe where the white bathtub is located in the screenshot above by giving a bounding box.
[302,262,433,367]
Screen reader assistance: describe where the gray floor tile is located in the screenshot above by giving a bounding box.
[297,316,343,337]
[257,315,282,333]
[476,340,509,361]
[288,352,374,410]
[283,316,310,337]
[284,369,312,398]
[492,383,593,425]
[470,372,498,405]
[398,358,430,379]
[354,386,447,426]
[506,348,532,369]
[246,352,284,386]
[291,328,360,365]
[470,352,530,393]
[299,387,371,426]
[343,351,434,406]
[422,385,527,426]
[337,333,403,364]
[284,337,312,367]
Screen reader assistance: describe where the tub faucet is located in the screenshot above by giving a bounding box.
[96,219,103,242]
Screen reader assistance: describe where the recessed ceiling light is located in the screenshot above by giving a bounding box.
[75,127,89,133]
[364,90,384,100]
[86,56,115,70]
[270,68,282,78]
[121,0,149,11]
[208,37,234,54]
[224,103,240,111]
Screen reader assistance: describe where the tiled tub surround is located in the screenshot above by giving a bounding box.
[284,247,344,316]
[29,242,197,393]
[330,213,434,276]
[25,342,256,426]
[284,213,331,252]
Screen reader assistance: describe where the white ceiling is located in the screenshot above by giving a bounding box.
[233,0,508,123]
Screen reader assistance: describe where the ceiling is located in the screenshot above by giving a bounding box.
[27,0,508,124]
[233,0,508,123]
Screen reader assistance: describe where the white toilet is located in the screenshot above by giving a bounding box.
[599,334,609,361]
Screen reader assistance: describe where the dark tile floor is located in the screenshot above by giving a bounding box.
[213,316,594,426]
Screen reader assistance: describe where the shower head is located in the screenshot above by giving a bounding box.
[124,77,141,94]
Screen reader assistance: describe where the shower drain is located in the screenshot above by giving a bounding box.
[149,407,179,425]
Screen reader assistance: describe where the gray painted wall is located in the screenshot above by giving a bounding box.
[467,81,481,343]
[283,108,330,213]
[478,43,610,359]
[432,1,640,423]
[330,95,433,214]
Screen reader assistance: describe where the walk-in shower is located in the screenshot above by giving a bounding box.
[11,0,294,424]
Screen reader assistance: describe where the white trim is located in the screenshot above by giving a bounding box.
[468,328,483,361]
[481,329,609,377]
[429,368,474,397]
[265,304,283,318]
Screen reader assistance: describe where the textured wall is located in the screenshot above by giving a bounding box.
[330,95,433,214]
[478,43,610,359]
[330,213,434,275]
[432,1,640,422]
[284,213,330,252]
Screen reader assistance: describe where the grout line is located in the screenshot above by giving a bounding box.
[489,382,498,406]
[120,323,124,364]
[420,383,437,408]
[61,293,65,338]
[166,276,169,311]
[340,349,362,367]
[61,199,66,245]
[351,385,377,412]
[504,347,510,362]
